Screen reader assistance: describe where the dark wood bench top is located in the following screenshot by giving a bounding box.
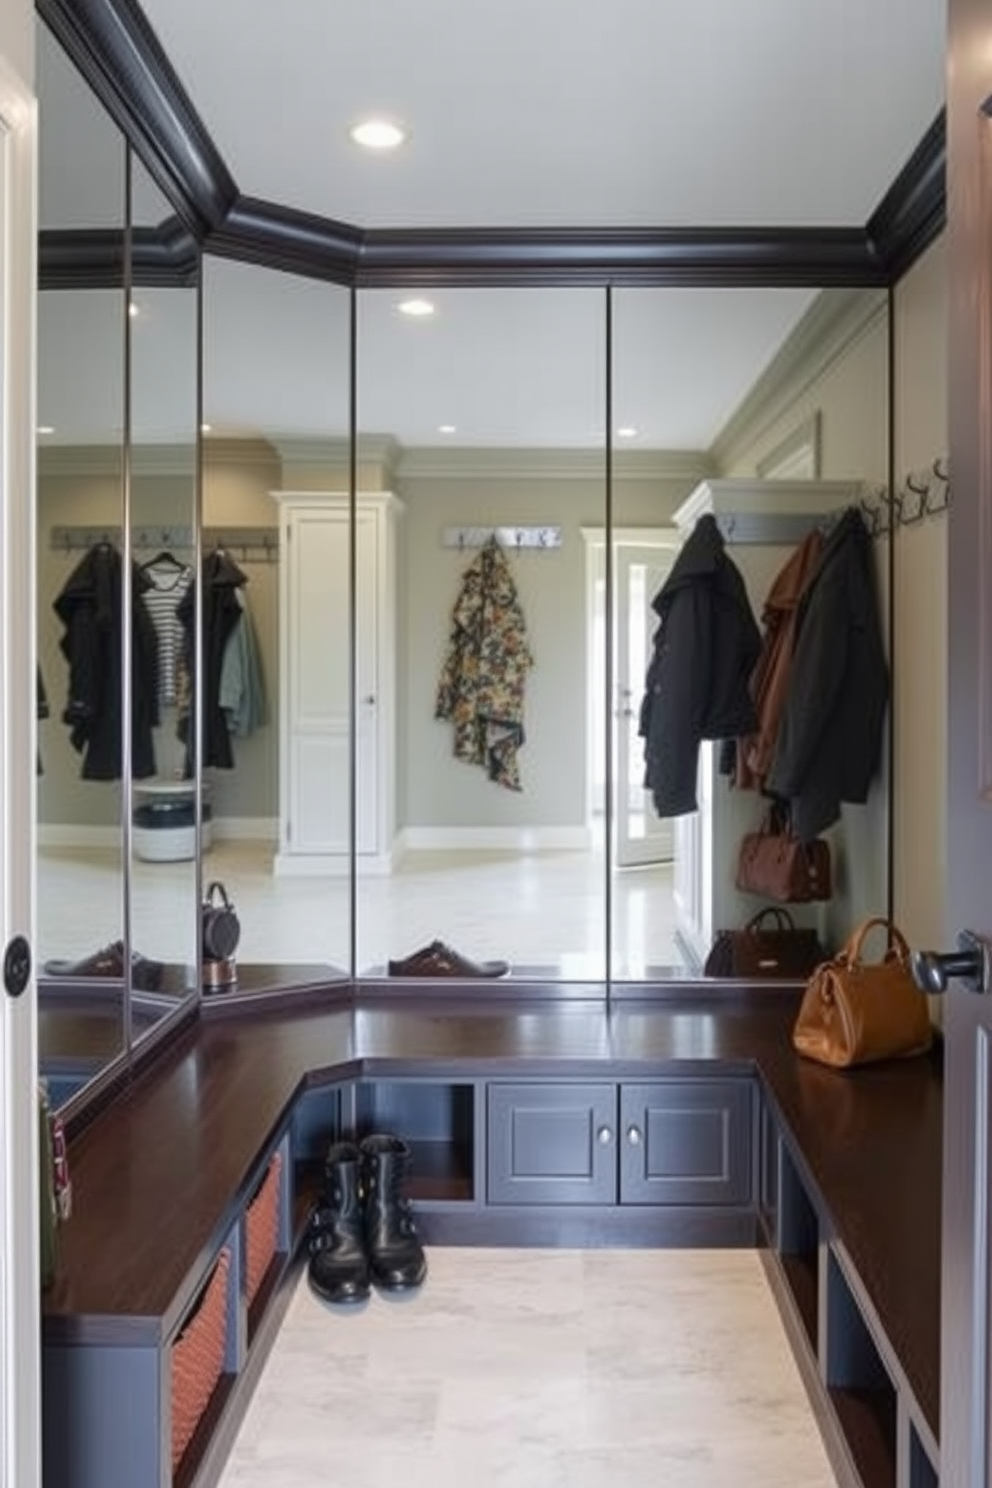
[42,990,941,1438]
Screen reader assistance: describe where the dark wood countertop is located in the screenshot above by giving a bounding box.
[42,989,941,1439]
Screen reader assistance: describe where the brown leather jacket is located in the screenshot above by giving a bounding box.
[736,528,824,791]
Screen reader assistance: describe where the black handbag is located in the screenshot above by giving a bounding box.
[201,881,241,962]
[704,907,826,980]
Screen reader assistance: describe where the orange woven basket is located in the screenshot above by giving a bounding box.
[245,1152,283,1306]
[171,1247,230,1470]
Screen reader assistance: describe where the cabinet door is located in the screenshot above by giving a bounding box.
[619,1080,753,1206]
[487,1084,617,1205]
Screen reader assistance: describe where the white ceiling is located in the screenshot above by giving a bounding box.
[36,3,945,451]
[138,0,946,230]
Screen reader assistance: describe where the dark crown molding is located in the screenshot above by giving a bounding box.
[37,0,946,289]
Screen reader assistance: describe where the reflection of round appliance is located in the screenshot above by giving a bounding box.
[132,781,212,861]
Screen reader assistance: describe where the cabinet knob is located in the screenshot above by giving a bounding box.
[596,1125,613,1146]
[626,1125,643,1147]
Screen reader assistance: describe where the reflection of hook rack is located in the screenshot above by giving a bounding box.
[858,458,950,536]
[442,525,562,551]
[50,524,280,562]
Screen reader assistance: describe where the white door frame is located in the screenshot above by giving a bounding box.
[0,50,40,1488]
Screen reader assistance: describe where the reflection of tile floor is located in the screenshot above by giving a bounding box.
[217,1248,838,1488]
[37,840,684,979]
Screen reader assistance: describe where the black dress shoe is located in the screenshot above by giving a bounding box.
[307,1141,371,1305]
[42,940,164,991]
[387,939,509,979]
[360,1133,427,1291]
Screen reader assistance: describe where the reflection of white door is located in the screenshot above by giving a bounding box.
[274,493,398,873]
[615,542,677,867]
[0,52,41,1488]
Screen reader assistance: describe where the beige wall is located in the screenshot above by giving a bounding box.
[891,237,947,948]
[395,462,705,832]
[2,1,31,87]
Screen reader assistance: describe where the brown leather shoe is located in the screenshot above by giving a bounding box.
[387,940,509,979]
[42,941,164,991]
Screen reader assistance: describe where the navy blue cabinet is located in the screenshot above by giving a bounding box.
[487,1078,753,1209]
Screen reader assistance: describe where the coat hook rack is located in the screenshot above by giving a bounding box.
[442,525,562,551]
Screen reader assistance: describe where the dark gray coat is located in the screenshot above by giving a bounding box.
[767,507,888,838]
[639,514,761,818]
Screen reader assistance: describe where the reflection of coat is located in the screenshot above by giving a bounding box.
[53,543,159,780]
[767,507,888,838]
[435,538,534,791]
[736,528,823,791]
[177,549,247,769]
[639,514,761,818]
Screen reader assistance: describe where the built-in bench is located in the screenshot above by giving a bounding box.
[41,988,942,1488]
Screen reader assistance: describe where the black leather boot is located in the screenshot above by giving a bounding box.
[360,1134,427,1291]
[307,1141,370,1304]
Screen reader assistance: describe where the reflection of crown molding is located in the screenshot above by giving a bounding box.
[202,436,280,468]
[271,434,400,476]
[395,446,712,482]
[711,286,888,470]
[39,444,123,478]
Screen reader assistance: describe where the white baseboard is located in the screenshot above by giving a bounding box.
[213,816,278,843]
[37,824,121,850]
[396,825,592,853]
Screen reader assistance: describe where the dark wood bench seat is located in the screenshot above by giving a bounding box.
[42,987,942,1473]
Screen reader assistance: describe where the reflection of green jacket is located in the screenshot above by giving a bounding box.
[435,538,534,791]
[219,595,268,738]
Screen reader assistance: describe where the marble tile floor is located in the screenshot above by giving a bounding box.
[37,840,686,979]
[217,1247,839,1488]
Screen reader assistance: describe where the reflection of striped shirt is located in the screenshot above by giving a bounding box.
[142,561,193,707]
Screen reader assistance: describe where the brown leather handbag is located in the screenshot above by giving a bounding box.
[735,807,832,904]
[704,907,825,979]
[792,917,933,1068]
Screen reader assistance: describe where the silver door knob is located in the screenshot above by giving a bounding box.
[596,1126,613,1145]
[626,1125,643,1146]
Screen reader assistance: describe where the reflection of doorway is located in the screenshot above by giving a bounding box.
[584,528,680,865]
[615,542,677,866]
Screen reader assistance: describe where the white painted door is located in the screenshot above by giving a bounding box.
[0,52,40,1488]
[283,505,378,856]
[615,543,676,867]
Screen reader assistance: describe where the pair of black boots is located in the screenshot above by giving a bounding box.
[307,1134,427,1304]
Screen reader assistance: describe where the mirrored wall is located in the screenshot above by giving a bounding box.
[33,20,900,1118]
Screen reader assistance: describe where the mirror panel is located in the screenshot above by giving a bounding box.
[127,153,200,1026]
[610,286,891,980]
[201,256,352,988]
[356,287,608,985]
[35,20,129,1107]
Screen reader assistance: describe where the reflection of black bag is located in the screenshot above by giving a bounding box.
[704,907,825,980]
[201,881,240,962]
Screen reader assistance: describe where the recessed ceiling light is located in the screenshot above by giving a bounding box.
[128,301,140,319]
[617,426,638,439]
[37,425,55,435]
[399,298,435,318]
[200,423,212,434]
[350,119,406,151]
[438,424,457,435]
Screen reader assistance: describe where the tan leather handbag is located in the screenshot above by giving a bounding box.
[792,917,933,1068]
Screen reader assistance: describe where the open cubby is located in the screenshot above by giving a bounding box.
[910,1424,939,1488]
[825,1248,897,1488]
[777,1139,820,1352]
[354,1080,476,1204]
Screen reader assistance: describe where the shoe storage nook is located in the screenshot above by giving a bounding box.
[41,1000,942,1488]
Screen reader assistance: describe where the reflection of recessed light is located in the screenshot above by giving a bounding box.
[200,423,212,434]
[617,426,638,439]
[350,119,406,150]
[399,298,435,317]
[128,301,140,318]
[37,425,55,435]
[438,424,456,435]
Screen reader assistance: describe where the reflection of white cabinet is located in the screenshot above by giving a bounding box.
[271,492,401,875]
[670,479,860,967]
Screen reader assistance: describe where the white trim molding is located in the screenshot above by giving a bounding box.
[397,825,592,853]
